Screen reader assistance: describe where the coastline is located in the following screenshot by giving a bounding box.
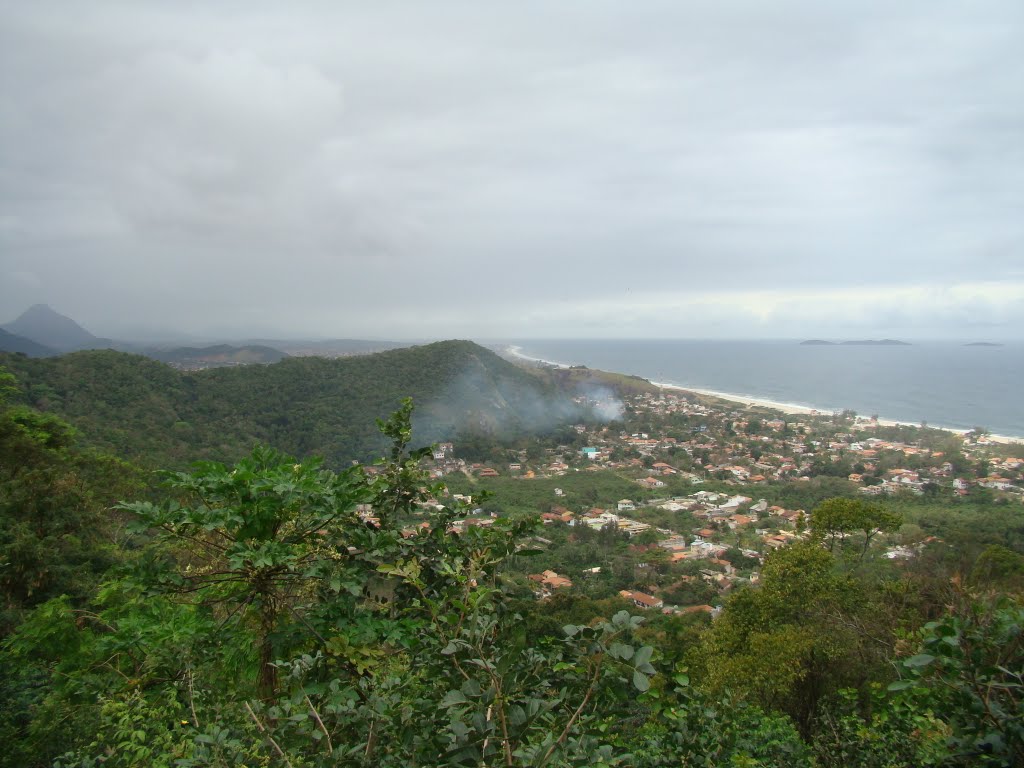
[504,345,1023,445]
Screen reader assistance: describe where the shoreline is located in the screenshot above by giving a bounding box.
[504,345,1023,445]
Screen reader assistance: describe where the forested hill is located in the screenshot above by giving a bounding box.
[0,328,56,357]
[0,340,580,468]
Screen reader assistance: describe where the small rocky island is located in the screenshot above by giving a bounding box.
[800,339,910,346]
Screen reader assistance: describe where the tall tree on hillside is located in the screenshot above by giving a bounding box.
[118,446,372,698]
[697,542,889,734]
[810,497,901,559]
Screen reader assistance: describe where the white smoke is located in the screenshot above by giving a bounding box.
[576,384,625,422]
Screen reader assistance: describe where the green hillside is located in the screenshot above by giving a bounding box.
[148,343,288,366]
[0,340,580,468]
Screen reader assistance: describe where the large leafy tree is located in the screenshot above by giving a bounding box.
[118,445,372,698]
[697,541,885,733]
[810,497,901,559]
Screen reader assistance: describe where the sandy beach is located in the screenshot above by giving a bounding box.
[505,345,1023,446]
[653,382,1022,445]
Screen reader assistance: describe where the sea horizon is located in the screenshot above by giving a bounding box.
[499,338,1024,442]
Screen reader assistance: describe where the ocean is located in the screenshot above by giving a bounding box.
[505,339,1024,440]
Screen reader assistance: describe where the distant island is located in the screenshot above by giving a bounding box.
[799,339,911,346]
[964,342,1003,347]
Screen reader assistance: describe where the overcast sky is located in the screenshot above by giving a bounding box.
[1,2,1022,340]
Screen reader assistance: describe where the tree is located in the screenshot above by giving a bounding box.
[970,545,1024,591]
[698,542,887,735]
[810,498,901,559]
[118,446,371,699]
[721,547,760,571]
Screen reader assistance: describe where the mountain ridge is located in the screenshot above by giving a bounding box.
[0,328,57,357]
[0,340,591,468]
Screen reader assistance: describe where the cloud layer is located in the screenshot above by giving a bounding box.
[1,2,1021,339]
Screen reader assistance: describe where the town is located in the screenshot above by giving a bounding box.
[369,387,1022,616]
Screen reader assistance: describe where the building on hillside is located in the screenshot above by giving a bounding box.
[528,570,574,590]
[528,570,574,599]
[619,590,664,609]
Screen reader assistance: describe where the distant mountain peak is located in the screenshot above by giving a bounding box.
[19,303,72,318]
[3,304,107,352]
[10,303,74,322]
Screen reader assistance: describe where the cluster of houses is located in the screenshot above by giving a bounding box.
[521,486,927,616]
[426,390,1022,504]
[568,507,654,537]
[400,387,1021,615]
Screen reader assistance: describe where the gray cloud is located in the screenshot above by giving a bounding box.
[1,1,1022,339]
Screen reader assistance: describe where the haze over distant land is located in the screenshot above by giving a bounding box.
[0,305,414,365]
[1,3,1022,340]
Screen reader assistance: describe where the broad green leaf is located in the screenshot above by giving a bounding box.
[441,690,469,708]
[903,653,935,668]
[609,642,634,661]
[633,670,650,692]
[633,645,653,666]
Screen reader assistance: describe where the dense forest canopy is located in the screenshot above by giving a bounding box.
[0,341,591,468]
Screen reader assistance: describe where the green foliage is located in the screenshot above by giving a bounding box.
[889,594,1024,765]
[0,341,580,470]
[249,610,657,767]
[0,584,219,768]
[3,400,663,767]
[970,545,1024,591]
[698,542,887,733]
[625,673,813,767]
[0,366,144,634]
[811,497,902,559]
[118,445,372,698]
[812,686,947,768]
[53,690,196,768]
